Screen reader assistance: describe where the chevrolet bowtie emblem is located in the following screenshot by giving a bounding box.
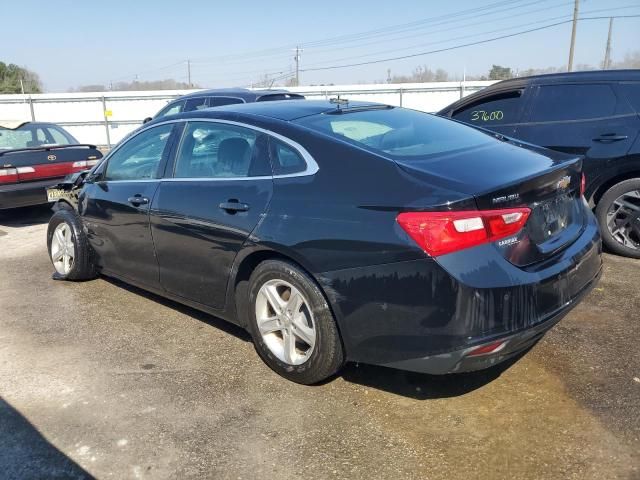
[556,175,571,190]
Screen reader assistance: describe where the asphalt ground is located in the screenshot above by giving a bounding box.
[0,205,638,480]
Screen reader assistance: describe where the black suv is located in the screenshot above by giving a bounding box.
[143,88,305,124]
[438,70,640,258]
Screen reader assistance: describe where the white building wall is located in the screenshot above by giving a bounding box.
[0,81,495,147]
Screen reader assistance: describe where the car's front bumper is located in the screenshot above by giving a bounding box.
[0,178,62,210]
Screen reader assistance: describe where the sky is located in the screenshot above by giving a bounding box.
[2,0,639,92]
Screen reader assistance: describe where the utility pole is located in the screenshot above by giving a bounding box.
[387,69,391,83]
[567,0,580,72]
[603,18,613,69]
[294,47,302,87]
[187,59,192,87]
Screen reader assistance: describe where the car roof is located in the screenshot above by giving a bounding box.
[0,121,63,130]
[486,69,640,89]
[178,88,302,102]
[438,69,640,115]
[159,100,386,122]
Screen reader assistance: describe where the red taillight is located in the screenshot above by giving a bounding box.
[0,167,19,184]
[397,207,531,257]
[580,173,586,197]
[467,340,506,357]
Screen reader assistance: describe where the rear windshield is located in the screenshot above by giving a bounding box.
[295,107,492,160]
[0,124,75,150]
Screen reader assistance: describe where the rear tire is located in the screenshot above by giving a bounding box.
[247,259,344,384]
[47,209,98,280]
[595,178,640,259]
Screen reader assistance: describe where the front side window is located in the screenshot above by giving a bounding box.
[452,90,523,125]
[104,124,173,181]
[156,100,185,118]
[174,122,270,178]
[296,107,493,160]
[529,84,617,122]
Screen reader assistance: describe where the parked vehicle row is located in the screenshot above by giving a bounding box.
[46,100,602,384]
[438,70,640,257]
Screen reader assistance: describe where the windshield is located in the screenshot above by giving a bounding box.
[295,107,493,160]
[0,124,75,150]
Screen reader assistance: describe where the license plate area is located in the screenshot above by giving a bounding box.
[46,188,66,202]
[528,193,576,244]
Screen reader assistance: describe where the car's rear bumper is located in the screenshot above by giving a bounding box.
[0,178,62,210]
[381,263,601,374]
[319,207,602,373]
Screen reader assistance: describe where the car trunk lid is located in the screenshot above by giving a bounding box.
[394,141,585,266]
[0,145,102,184]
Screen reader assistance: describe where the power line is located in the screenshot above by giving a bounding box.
[184,0,541,64]
[300,1,573,57]
[300,4,640,69]
[300,15,640,73]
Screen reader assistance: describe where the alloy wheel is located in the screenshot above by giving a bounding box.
[255,279,316,365]
[606,189,640,250]
[51,223,75,275]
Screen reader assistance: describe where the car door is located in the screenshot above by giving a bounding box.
[150,120,273,308]
[514,83,640,195]
[80,123,178,288]
[449,88,530,137]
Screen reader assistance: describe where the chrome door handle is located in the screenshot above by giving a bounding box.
[128,195,149,206]
[219,200,249,213]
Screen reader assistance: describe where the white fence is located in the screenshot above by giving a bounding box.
[0,81,495,147]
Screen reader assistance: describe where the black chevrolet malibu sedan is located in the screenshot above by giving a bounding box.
[46,100,602,384]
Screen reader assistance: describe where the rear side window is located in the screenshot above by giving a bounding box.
[296,107,492,160]
[174,122,271,178]
[452,90,523,125]
[620,83,640,112]
[46,127,73,145]
[209,97,244,107]
[270,139,306,175]
[184,97,208,112]
[529,84,617,122]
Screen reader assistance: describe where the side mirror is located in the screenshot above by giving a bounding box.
[143,117,153,124]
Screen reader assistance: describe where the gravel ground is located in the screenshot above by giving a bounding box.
[0,205,638,480]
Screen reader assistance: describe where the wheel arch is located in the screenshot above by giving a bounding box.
[52,199,75,212]
[590,169,640,207]
[226,245,345,342]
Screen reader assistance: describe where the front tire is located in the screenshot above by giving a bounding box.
[247,260,344,384]
[47,209,98,280]
[595,178,640,259]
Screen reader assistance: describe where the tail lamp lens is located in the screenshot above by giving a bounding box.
[580,173,586,197]
[397,207,531,257]
[0,167,19,184]
[467,340,506,357]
